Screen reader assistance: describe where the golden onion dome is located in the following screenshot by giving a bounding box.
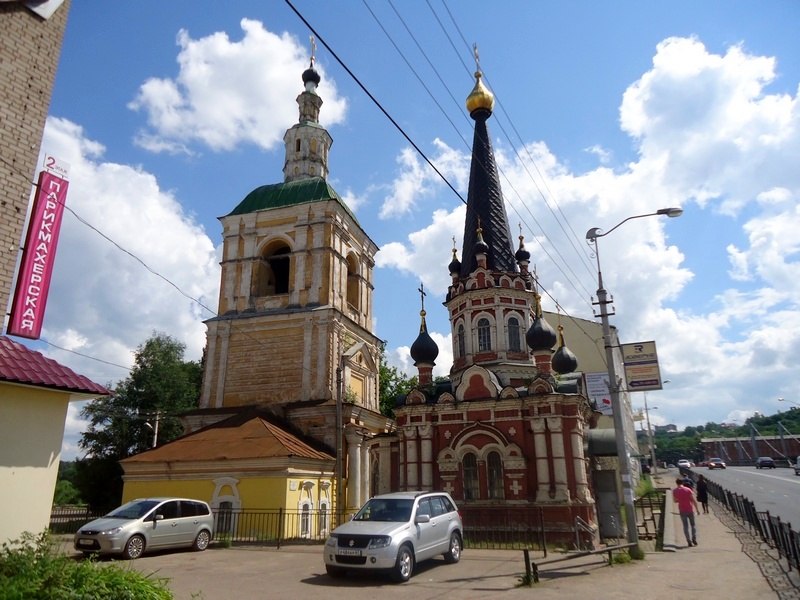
[466,71,495,114]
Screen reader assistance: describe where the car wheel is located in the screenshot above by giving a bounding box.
[444,532,462,564]
[122,535,145,559]
[391,545,414,583]
[326,565,346,578]
[192,530,211,551]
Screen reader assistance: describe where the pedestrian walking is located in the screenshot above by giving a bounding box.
[696,474,709,514]
[673,477,699,547]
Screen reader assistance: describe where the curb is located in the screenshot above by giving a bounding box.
[661,489,677,552]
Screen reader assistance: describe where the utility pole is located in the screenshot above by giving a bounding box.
[335,358,343,526]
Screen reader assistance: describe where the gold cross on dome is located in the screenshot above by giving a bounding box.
[310,35,316,65]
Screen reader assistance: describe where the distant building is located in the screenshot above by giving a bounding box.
[655,424,678,433]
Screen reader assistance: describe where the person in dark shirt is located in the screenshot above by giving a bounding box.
[696,475,709,514]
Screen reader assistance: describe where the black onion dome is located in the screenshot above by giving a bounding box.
[302,64,321,87]
[474,226,489,256]
[551,327,578,374]
[448,256,461,275]
[448,249,461,275]
[410,312,439,365]
[515,236,530,262]
[526,315,557,351]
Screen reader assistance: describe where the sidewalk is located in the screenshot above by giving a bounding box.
[522,502,780,599]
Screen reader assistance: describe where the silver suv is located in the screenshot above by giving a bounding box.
[323,491,463,582]
[74,497,214,559]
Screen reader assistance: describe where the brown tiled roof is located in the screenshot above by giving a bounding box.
[122,409,335,464]
[0,336,109,395]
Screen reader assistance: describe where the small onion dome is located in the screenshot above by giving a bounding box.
[475,226,489,256]
[410,310,439,365]
[302,63,321,90]
[551,326,578,374]
[515,235,530,263]
[448,247,461,275]
[526,314,557,351]
[466,71,495,115]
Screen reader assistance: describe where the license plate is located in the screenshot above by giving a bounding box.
[77,539,94,546]
[337,549,361,556]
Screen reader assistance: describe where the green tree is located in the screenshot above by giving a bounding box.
[75,332,203,508]
[378,346,417,418]
[52,480,82,505]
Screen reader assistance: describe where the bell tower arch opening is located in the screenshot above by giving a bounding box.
[253,241,292,297]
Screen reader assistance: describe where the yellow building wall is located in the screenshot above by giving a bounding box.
[122,472,335,540]
[0,384,72,544]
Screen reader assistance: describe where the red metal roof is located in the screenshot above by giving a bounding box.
[122,408,335,464]
[0,335,110,395]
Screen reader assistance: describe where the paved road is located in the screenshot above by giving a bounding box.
[699,466,800,525]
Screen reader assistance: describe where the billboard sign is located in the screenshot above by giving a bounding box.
[622,340,663,392]
[585,371,613,415]
[7,170,69,339]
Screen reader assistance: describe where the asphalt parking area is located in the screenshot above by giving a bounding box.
[73,544,536,600]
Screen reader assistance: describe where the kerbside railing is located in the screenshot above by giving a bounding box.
[706,479,800,571]
[51,505,553,551]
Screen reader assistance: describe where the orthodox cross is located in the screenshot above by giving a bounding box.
[418,282,426,313]
[473,43,480,71]
[310,35,316,65]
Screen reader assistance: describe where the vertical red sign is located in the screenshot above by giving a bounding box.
[7,170,69,339]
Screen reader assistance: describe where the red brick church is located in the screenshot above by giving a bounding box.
[381,67,598,539]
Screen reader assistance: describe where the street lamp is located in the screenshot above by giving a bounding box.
[586,207,682,547]
[643,393,658,475]
[778,397,800,409]
[645,379,670,476]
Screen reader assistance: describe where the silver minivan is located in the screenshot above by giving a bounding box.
[323,491,463,583]
[74,497,214,559]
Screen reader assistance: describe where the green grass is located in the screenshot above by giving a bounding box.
[0,531,174,599]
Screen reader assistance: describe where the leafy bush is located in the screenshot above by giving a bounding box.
[0,532,173,599]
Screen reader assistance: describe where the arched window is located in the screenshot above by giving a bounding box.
[346,255,360,309]
[310,138,317,156]
[477,318,492,352]
[457,324,466,357]
[508,317,521,352]
[216,500,233,536]
[300,503,311,538]
[318,498,330,535]
[487,451,504,499]
[463,452,479,500]
[295,139,301,153]
[254,243,291,296]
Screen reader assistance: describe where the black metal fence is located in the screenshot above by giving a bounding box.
[49,506,110,535]
[51,505,551,551]
[707,479,800,571]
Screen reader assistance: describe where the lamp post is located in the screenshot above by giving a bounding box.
[586,207,682,547]
[643,392,658,475]
[779,397,800,408]
[645,379,670,476]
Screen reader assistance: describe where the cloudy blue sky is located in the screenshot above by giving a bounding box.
[9,1,800,459]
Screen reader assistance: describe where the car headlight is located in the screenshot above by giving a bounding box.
[100,527,123,535]
[368,536,392,549]
[325,534,338,547]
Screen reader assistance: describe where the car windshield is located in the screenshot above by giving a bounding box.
[354,499,414,522]
[106,500,161,520]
